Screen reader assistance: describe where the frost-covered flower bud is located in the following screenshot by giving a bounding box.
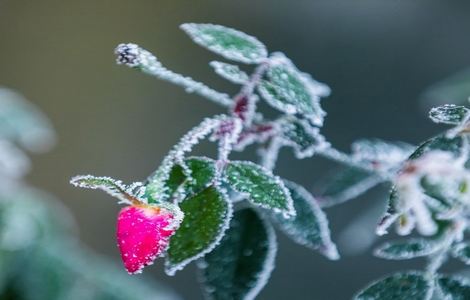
[117,203,181,274]
[115,43,141,67]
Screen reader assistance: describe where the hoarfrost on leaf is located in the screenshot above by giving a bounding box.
[374,238,443,260]
[271,180,339,260]
[224,160,295,217]
[437,275,470,300]
[198,208,276,300]
[354,272,432,300]
[429,104,470,125]
[451,242,470,265]
[165,186,232,275]
[351,139,414,171]
[209,61,249,85]
[180,23,268,64]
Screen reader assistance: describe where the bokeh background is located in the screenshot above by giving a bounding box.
[2,0,470,299]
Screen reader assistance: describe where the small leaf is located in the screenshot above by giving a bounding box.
[165,186,232,275]
[451,242,470,264]
[272,181,339,260]
[181,23,268,64]
[224,161,295,217]
[351,139,414,169]
[429,104,469,125]
[210,61,249,84]
[354,272,432,300]
[318,166,382,207]
[164,157,216,200]
[70,175,138,204]
[374,238,442,260]
[409,134,463,160]
[257,54,327,126]
[278,117,328,159]
[198,208,276,300]
[437,275,470,300]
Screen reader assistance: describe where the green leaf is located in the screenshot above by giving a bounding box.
[70,175,136,203]
[437,275,470,300]
[224,161,295,217]
[354,272,432,300]
[164,157,216,200]
[165,186,232,275]
[377,188,403,236]
[272,181,339,260]
[429,104,469,125]
[180,23,267,64]
[210,61,249,84]
[451,242,470,264]
[409,134,463,160]
[278,117,327,159]
[420,175,461,210]
[318,166,381,207]
[374,238,442,260]
[198,208,276,300]
[0,88,55,152]
[257,54,326,126]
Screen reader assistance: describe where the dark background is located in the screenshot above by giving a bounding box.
[1,1,470,299]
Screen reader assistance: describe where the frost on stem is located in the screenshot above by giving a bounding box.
[114,43,232,107]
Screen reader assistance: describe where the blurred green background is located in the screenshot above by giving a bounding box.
[2,0,470,299]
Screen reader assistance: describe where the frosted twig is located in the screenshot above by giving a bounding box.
[115,43,232,107]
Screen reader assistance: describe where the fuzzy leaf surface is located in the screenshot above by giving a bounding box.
[437,275,470,300]
[210,61,249,84]
[355,272,432,300]
[165,186,231,275]
[409,135,463,160]
[224,161,294,216]
[451,242,470,264]
[374,238,442,260]
[181,23,267,64]
[272,181,338,260]
[199,208,276,300]
[278,117,327,158]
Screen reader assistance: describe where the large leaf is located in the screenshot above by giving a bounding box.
[165,186,232,275]
[164,157,216,200]
[210,61,249,85]
[374,238,442,260]
[354,272,432,300]
[429,104,469,125]
[278,117,327,159]
[272,181,339,260]
[224,161,295,217]
[198,208,276,300]
[437,275,470,300]
[257,54,326,126]
[318,166,381,207]
[181,23,267,64]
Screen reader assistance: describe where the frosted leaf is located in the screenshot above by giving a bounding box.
[409,135,463,160]
[209,61,249,84]
[451,242,470,265]
[377,188,402,236]
[278,116,330,159]
[180,23,268,64]
[354,272,432,300]
[318,166,383,208]
[271,181,339,260]
[0,87,55,152]
[115,44,232,107]
[374,238,443,260]
[70,175,143,205]
[437,275,470,300]
[164,157,216,201]
[0,140,31,178]
[224,161,295,217]
[429,104,469,125]
[146,116,223,202]
[165,186,232,275]
[257,53,328,126]
[198,208,277,300]
[351,139,414,171]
